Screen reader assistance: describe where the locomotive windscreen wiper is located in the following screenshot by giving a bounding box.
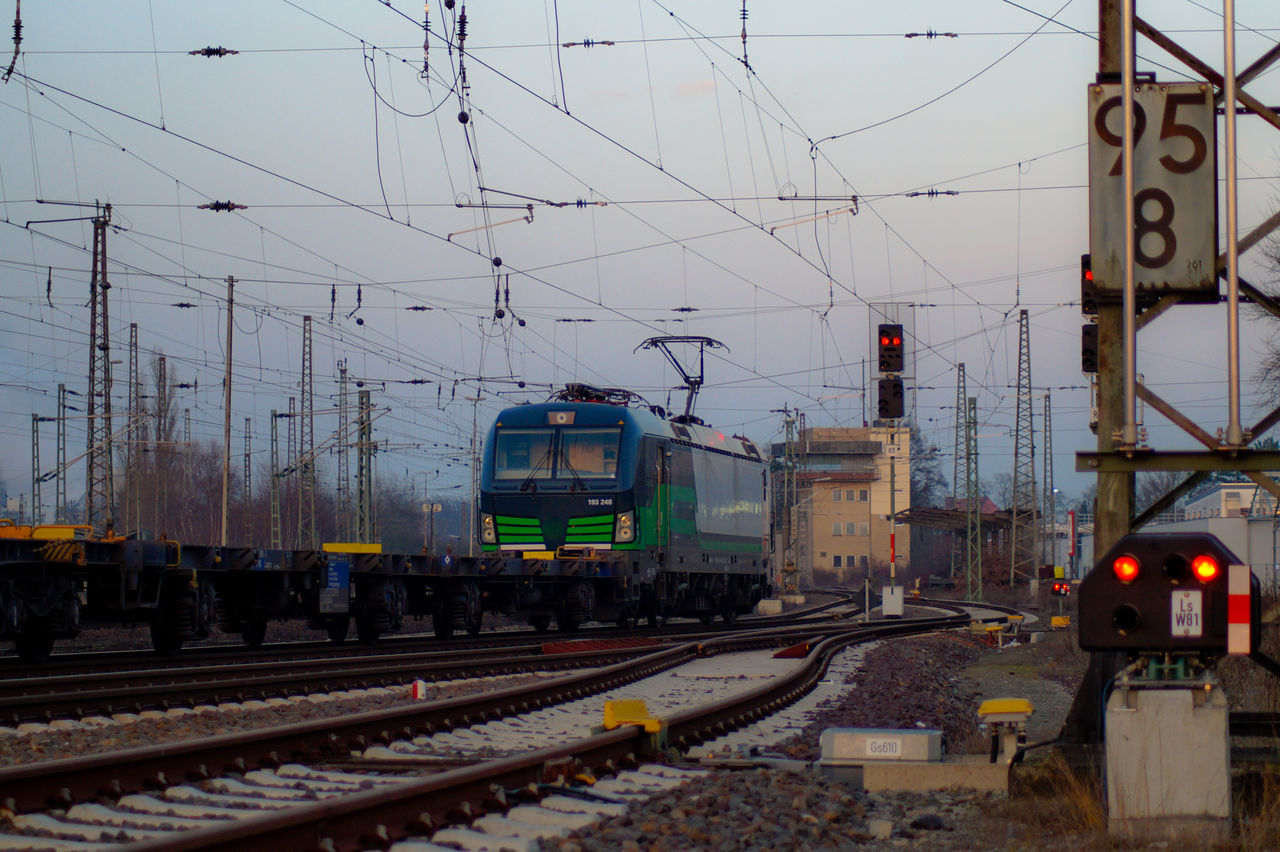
[560,453,587,492]
[520,445,554,492]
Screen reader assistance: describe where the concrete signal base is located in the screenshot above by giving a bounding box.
[1105,680,1230,844]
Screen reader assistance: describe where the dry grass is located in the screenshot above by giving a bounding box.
[1004,751,1106,837]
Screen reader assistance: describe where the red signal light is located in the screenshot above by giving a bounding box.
[1112,555,1140,583]
[1191,554,1220,583]
[880,334,890,346]
[1085,269,1093,282]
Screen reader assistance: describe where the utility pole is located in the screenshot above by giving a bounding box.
[243,417,252,545]
[85,203,114,532]
[287,395,297,547]
[155,355,167,535]
[337,359,350,541]
[181,408,192,540]
[465,393,485,557]
[30,414,40,525]
[951,363,967,579]
[125,322,139,534]
[299,316,316,549]
[1042,392,1056,568]
[269,410,281,549]
[356,389,375,543]
[1010,308,1037,585]
[56,384,68,523]
[220,275,235,548]
[964,396,982,601]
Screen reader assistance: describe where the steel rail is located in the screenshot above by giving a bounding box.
[111,614,970,852]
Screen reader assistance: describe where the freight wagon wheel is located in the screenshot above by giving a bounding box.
[356,615,383,645]
[647,604,667,629]
[463,582,483,636]
[616,611,639,631]
[325,617,349,643]
[529,612,551,633]
[149,615,183,657]
[14,622,54,664]
[240,616,268,648]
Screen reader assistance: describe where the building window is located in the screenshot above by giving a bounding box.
[847,555,857,569]
[859,489,869,501]
[859,555,869,569]
[832,490,842,502]
[832,522,843,536]
[833,555,842,568]
[845,522,857,535]
[858,523,869,536]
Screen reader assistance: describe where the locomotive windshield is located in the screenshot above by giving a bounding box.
[493,426,621,481]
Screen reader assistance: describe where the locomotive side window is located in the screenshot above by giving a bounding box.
[494,429,554,480]
[559,428,621,478]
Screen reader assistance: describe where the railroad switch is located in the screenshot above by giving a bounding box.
[976,697,1033,764]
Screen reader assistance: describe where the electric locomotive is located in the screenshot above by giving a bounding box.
[477,384,769,630]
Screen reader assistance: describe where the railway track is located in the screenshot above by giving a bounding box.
[0,606,975,851]
[0,590,859,678]
[0,596,869,725]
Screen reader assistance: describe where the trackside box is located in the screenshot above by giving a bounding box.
[819,728,943,763]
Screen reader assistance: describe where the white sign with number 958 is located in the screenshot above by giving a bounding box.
[1088,82,1217,297]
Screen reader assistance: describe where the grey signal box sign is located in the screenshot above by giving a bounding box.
[1087,82,1217,300]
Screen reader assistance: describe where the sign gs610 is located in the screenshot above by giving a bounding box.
[1087,82,1217,301]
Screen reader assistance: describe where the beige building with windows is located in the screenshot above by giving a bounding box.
[771,426,910,585]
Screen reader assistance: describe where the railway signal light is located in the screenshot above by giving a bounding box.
[1051,580,1071,597]
[877,323,904,374]
[1077,532,1259,656]
[1080,253,1098,315]
[877,377,904,420]
[1081,323,1098,373]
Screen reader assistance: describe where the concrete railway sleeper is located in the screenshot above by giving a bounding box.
[0,614,969,851]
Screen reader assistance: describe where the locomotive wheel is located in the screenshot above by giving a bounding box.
[720,609,737,625]
[325,617,349,643]
[240,616,268,648]
[15,622,54,664]
[647,604,668,628]
[556,608,582,633]
[529,612,551,632]
[616,611,638,631]
[149,615,183,656]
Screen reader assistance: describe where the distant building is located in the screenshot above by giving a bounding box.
[1136,480,1280,587]
[769,426,909,585]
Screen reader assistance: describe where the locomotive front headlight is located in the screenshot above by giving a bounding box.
[480,513,496,544]
[614,510,635,543]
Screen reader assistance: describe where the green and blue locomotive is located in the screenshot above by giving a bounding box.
[478,384,770,630]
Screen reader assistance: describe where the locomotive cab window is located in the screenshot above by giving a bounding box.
[559,428,621,478]
[494,429,554,480]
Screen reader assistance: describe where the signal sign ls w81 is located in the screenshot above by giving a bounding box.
[1087,82,1217,300]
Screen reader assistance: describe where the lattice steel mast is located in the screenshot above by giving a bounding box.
[964,396,982,601]
[299,316,317,549]
[85,204,114,530]
[1009,309,1038,585]
[951,363,967,579]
